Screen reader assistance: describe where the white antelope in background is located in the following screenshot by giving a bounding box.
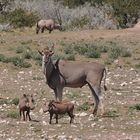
[36,9,62,34]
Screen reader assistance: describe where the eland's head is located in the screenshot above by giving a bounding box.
[38,46,54,64]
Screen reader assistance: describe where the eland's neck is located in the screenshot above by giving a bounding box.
[42,57,54,83]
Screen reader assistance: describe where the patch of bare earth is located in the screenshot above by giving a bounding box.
[0,28,140,140]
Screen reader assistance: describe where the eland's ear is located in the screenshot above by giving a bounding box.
[38,50,43,56]
[49,51,54,56]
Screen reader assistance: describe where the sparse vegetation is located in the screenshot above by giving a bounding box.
[103,110,119,117]
[129,104,140,111]
[77,102,90,111]
[6,111,19,119]
[0,99,9,105]
[11,56,32,68]
[11,98,19,106]
[15,46,25,54]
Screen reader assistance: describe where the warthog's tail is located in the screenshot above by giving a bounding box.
[103,68,107,91]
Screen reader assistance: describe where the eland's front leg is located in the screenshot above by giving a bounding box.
[54,87,63,102]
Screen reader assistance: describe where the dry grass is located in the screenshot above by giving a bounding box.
[0,27,140,139]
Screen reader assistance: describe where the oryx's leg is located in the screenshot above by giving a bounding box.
[49,29,52,34]
[41,27,45,33]
[36,27,40,34]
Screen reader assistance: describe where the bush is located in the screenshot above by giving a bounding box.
[73,43,88,55]
[7,9,38,28]
[103,110,119,117]
[65,53,75,60]
[22,50,32,59]
[15,46,25,54]
[69,16,90,29]
[0,54,6,62]
[0,99,9,105]
[77,102,90,111]
[129,104,140,111]
[10,56,32,68]
[62,44,74,54]
[7,111,19,119]
[121,48,132,57]
[11,98,19,106]
[32,51,42,61]
[85,48,101,58]
[109,46,121,59]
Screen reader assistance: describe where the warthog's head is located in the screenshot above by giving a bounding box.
[23,94,35,110]
[43,100,56,113]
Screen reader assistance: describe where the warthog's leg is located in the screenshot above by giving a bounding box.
[55,114,58,124]
[68,112,74,123]
[19,110,22,120]
[23,111,26,121]
[26,110,31,121]
[49,112,53,124]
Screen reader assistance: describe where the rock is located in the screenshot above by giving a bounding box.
[120,82,127,86]
[42,121,47,126]
[39,108,44,114]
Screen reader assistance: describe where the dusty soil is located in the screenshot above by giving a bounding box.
[0,27,140,140]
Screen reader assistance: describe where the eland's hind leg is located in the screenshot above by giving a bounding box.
[94,86,104,115]
[87,82,99,116]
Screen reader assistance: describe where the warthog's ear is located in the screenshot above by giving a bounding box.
[38,50,43,56]
[23,94,27,98]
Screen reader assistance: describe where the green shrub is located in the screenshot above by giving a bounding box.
[121,48,132,57]
[0,54,6,62]
[77,102,90,111]
[99,45,109,53]
[32,51,42,61]
[104,58,113,65]
[73,43,88,55]
[109,46,121,59]
[62,44,74,54]
[11,98,19,105]
[70,16,90,29]
[10,56,32,68]
[33,76,43,80]
[7,9,38,28]
[7,111,19,119]
[134,63,140,69]
[22,50,32,59]
[65,53,75,60]
[16,46,25,54]
[103,110,119,117]
[85,48,101,58]
[0,99,9,105]
[129,104,140,111]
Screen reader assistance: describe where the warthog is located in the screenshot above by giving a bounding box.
[19,94,35,121]
[36,19,62,34]
[43,100,74,124]
[38,46,107,116]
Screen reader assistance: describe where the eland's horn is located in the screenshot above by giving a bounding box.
[49,43,54,51]
[38,50,43,55]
